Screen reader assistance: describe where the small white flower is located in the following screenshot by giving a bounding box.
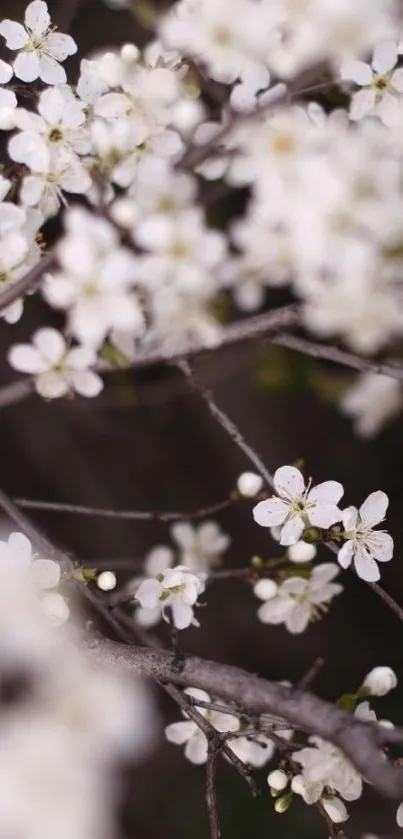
[338,491,393,582]
[255,563,343,634]
[165,688,239,764]
[292,728,363,802]
[341,41,403,126]
[8,327,103,400]
[268,769,288,792]
[135,565,205,630]
[236,471,264,498]
[253,465,344,546]
[0,1,77,85]
[229,732,275,767]
[339,373,403,439]
[287,542,317,563]
[171,521,230,573]
[361,666,397,696]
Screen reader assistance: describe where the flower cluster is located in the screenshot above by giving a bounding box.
[253,465,393,583]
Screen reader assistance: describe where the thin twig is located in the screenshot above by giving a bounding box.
[14,496,239,521]
[0,248,56,312]
[272,332,403,383]
[177,360,275,490]
[298,658,324,691]
[206,744,221,839]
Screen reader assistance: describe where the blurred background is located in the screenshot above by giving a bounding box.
[0,1,402,837]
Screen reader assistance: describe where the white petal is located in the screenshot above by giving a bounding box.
[8,532,32,566]
[20,176,45,207]
[397,802,403,827]
[253,579,278,601]
[0,21,28,50]
[308,504,342,528]
[13,52,40,83]
[359,491,389,527]
[257,596,294,625]
[171,522,195,549]
[390,68,403,92]
[253,497,289,527]
[366,532,393,562]
[340,60,373,85]
[354,545,380,582]
[170,599,193,629]
[311,563,340,586]
[136,578,161,608]
[0,59,12,84]
[279,515,304,546]
[185,733,208,764]
[349,89,376,121]
[40,592,69,625]
[46,33,77,61]
[165,720,196,745]
[274,465,305,499]
[145,546,174,576]
[308,481,344,505]
[8,344,46,374]
[25,1,50,35]
[36,371,68,399]
[31,558,60,590]
[321,797,349,824]
[372,41,398,75]
[337,541,354,570]
[286,603,310,634]
[38,55,66,86]
[33,328,65,362]
[70,370,103,398]
[342,506,359,531]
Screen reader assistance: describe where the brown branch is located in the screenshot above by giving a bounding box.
[177,360,275,489]
[13,496,239,521]
[0,248,56,312]
[272,332,403,383]
[86,638,403,799]
[206,743,221,839]
[177,63,330,171]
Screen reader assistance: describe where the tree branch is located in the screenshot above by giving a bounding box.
[272,332,403,383]
[86,638,403,799]
[13,495,242,521]
[0,248,56,312]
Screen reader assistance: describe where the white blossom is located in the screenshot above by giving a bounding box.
[288,542,317,563]
[0,1,77,85]
[338,491,393,582]
[165,688,239,764]
[341,41,403,126]
[8,328,103,400]
[361,666,398,696]
[339,373,403,439]
[135,565,205,630]
[255,563,343,634]
[170,521,230,573]
[268,769,288,792]
[253,465,344,546]
[236,472,264,498]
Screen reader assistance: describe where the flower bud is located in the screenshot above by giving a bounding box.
[288,542,316,563]
[274,793,292,813]
[361,666,397,696]
[268,769,288,792]
[237,472,264,498]
[254,579,278,601]
[321,796,348,824]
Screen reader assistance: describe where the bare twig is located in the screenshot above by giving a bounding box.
[177,360,275,489]
[14,496,239,521]
[298,657,325,691]
[272,332,403,383]
[87,638,403,799]
[0,248,56,312]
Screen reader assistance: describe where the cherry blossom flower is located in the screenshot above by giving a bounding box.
[255,563,343,634]
[0,1,77,85]
[170,521,230,573]
[135,565,205,629]
[361,666,397,696]
[291,776,349,823]
[8,328,103,400]
[338,491,393,582]
[292,734,363,802]
[341,41,403,126]
[253,465,344,546]
[339,373,403,439]
[0,531,69,625]
[165,688,240,763]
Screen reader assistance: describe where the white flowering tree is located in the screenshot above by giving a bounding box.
[2,0,403,837]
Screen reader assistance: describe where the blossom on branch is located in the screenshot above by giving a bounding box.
[254,563,343,634]
[338,491,393,582]
[253,465,344,545]
[0,1,77,85]
[135,566,206,629]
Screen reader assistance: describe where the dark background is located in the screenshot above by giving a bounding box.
[1,1,403,837]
